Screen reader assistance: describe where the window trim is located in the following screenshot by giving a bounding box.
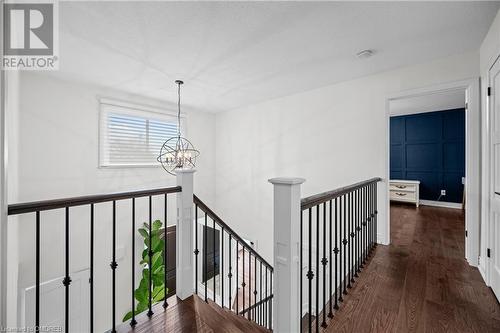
[98,97,186,169]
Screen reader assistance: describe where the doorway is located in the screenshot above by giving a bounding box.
[385,79,481,267]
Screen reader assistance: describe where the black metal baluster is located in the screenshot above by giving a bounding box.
[370,183,374,251]
[253,254,257,321]
[315,205,319,333]
[360,187,365,268]
[242,248,245,315]
[334,197,339,309]
[328,200,333,319]
[363,186,368,262]
[366,185,369,259]
[63,207,71,333]
[369,184,372,251]
[248,252,252,320]
[347,192,351,287]
[163,194,168,308]
[372,183,375,249]
[228,236,232,310]
[111,201,117,332]
[236,241,239,312]
[269,272,273,330]
[222,227,225,309]
[307,207,312,332]
[259,261,263,326]
[349,192,354,287]
[213,218,216,302]
[147,196,153,317]
[90,204,95,331]
[360,187,366,268]
[321,203,327,328]
[371,183,374,251]
[300,210,303,332]
[194,204,199,295]
[360,188,364,270]
[368,185,371,252]
[204,213,208,302]
[130,199,136,327]
[35,211,40,332]
[265,267,268,328]
[352,190,356,277]
[342,194,347,295]
[354,189,359,278]
[338,196,343,302]
[373,183,376,250]
[357,188,361,273]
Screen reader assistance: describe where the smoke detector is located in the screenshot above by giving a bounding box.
[356,49,375,59]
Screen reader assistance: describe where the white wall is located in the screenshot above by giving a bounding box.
[9,72,215,331]
[479,9,500,281]
[5,71,20,328]
[215,51,479,263]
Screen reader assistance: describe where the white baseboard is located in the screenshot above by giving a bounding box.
[419,200,463,209]
[478,255,488,286]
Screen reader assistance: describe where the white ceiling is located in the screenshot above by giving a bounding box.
[389,89,466,116]
[48,1,499,112]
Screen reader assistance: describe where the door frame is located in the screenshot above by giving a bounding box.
[485,58,500,290]
[385,78,481,267]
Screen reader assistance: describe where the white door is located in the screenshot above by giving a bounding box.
[489,59,500,299]
[23,269,89,333]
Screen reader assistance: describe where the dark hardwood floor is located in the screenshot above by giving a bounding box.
[325,203,500,333]
[119,204,499,332]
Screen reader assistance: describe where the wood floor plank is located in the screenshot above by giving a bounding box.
[325,203,500,333]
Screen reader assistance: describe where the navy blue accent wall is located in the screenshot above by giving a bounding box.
[390,109,465,203]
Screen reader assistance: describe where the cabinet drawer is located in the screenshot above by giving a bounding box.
[390,183,416,192]
[390,190,416,201]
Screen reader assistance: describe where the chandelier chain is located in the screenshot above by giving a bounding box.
[177,81,181,137]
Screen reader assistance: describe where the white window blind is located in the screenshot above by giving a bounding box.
[99,99,181,167]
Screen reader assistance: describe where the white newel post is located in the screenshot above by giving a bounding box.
[268,177,305,333]
[176,169,196,300]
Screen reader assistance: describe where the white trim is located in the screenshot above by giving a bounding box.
[485,56,500,292]
[419,200,463,209]
[478,255,487,283]
[385,78,481,267]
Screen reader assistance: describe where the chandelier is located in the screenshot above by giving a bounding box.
[157,80,200,175]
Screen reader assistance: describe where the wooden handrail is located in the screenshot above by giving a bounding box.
[8,186,182,215]
[301,177,382,210]
[193,194,274,272]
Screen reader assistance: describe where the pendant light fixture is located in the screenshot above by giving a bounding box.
[157,80,199,175]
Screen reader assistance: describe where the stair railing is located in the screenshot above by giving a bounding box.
[8,185,182,333]
[193,194,274,330]
[269,177,382,333]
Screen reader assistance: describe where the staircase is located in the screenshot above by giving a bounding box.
[116,295,270,333]
[6,170,381,333]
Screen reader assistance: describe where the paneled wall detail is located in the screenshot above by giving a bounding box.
[390,109,465,203]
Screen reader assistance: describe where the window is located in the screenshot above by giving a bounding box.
[99,98,182,167]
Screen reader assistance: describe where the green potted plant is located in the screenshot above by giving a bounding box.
[123,219,167,321]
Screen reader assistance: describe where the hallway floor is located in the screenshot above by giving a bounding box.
[325,203,500,333]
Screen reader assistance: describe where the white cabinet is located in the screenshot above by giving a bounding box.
[389,179,420,207]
